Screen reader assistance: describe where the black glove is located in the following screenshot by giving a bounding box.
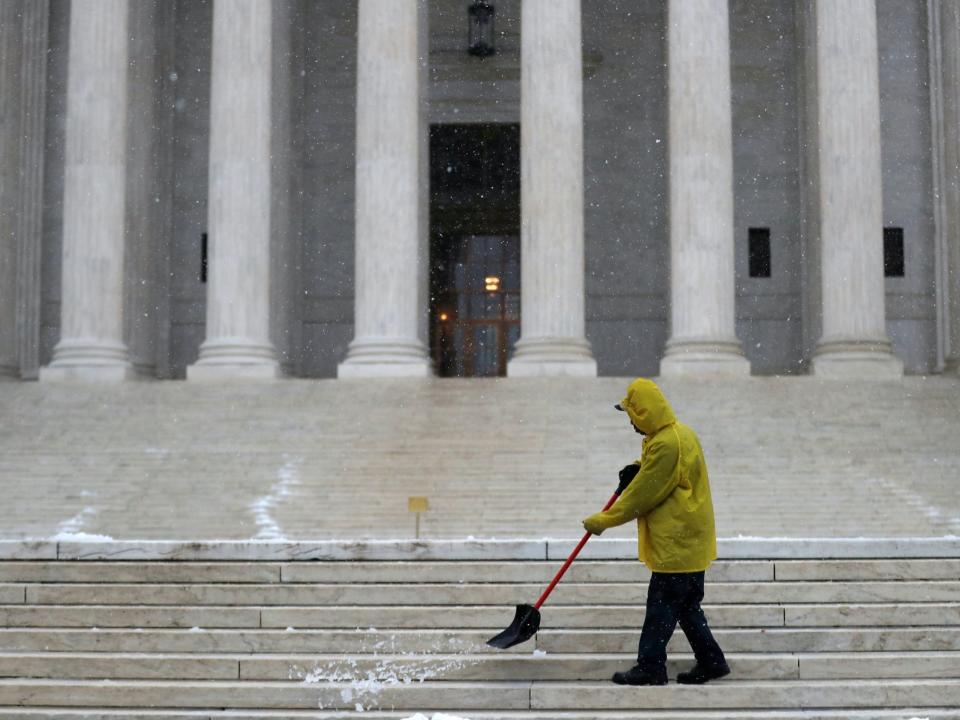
[617,463,640,494]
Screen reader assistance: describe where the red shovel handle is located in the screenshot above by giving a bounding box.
[533,490,621,610]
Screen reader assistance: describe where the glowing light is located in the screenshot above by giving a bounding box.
[484,276,501,291]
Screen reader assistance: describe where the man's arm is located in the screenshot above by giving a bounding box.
[583,434,680,533]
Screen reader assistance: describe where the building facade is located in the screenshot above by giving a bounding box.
[1,0,959,381]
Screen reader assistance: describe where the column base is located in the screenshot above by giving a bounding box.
[0,365,19,381]
[944,357,960,375]
[40,339,136,382]
[506,336,597,377]
[187,339,281,382]
[337,338,432,379]
[659,340,751,377]
[812,340,903,378]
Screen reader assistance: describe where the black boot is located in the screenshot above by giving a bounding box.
[676,661,731,685]
[611,664,668,686]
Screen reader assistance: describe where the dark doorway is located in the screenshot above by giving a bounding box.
[430,124,520,377]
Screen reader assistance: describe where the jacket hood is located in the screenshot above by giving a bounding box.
[619,378,677,435]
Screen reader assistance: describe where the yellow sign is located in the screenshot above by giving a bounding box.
[408,496,429,513]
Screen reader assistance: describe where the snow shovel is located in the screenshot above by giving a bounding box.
[487,487,622,649]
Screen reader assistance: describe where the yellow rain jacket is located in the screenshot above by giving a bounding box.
[584,378,718,573]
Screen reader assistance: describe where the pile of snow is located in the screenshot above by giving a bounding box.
[296,635,480,712]
[401,715,473,720]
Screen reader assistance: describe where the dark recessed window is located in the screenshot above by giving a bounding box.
[884,227,905,277]
[748,228,771,278]
[200,232,208,283]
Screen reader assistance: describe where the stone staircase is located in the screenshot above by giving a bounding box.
[4,376,960,542]
[0,540,958,718]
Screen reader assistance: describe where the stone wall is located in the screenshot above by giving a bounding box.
[878,0,937,374]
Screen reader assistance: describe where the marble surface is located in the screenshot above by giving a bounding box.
[2,537,955,561]
[811,0,901,376]
[547,537,960,560]
[529,679,960,710]
[2,549,959,716]
[508,0,596,376]
[660,0,749,375]
[0,541,56,560]
[187,0,279,379]
[40,0,133,381]
[3,377,960,541]
[337,0,431,378]
[21,579,960,607]
[52,539,547,562]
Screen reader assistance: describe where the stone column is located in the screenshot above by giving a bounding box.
[338,0,431,378]
[16,0,49,380]
[507,0,596,377]
[187,0,280,381]
[931,0,960,374]
[659,0,749,376]
[40,0,134,382]
[124,0,164,379]
[810,0,902,377]
[0,1,23,379]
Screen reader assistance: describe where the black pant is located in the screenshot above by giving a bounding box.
[636,571,726,672]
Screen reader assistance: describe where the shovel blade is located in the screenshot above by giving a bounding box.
[486,603,541,649]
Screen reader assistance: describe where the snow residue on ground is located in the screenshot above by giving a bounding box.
[250,455,302,540]
[870,476,960,533]
[401,715,473,720]
[51,504,112,542]
[51,531,114,542]
[295,634,479,712]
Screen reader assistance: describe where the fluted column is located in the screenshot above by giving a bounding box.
[337,0,431,378]
[188,0,280,381]
[660,0,749,376]
[811,0,902,377]
[40,0,134,382]
[0,1,23,379]
[507,0,596,377]
[16,0,48,380]
[932,0,960,374]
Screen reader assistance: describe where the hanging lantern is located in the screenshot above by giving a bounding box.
[468,1,496,57]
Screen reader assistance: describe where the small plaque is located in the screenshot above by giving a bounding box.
[408,496,429,513]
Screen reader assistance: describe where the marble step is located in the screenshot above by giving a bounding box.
[2,626,959,655]
[0,652,796,682]
[3,559,957,584]
[0,560,773,584]
[3,711,960,720]
[238,651,958,682]
[2,678,959,711]
[21,581,960,606]
[0,558,960,587]
[4,602,959,629]
[1,651,956,683]
[0,603,751,631]
[530,680,960,711]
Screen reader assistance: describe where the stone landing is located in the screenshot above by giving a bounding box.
[2,376,959,541]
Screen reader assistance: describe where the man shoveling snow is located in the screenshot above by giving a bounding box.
[582,377,730,686]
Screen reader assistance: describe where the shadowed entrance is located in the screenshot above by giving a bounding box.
[429,124,520,377]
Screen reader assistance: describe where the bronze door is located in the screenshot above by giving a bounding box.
[433,235,520,377]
